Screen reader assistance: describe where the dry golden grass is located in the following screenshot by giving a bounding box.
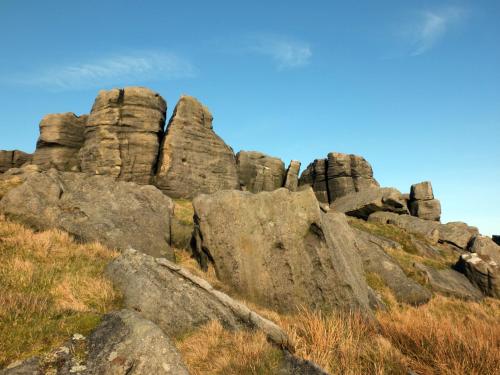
[0,215,121,367]
[173,198,195,225]
[0,175,23,200]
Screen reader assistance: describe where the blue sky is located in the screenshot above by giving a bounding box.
[0,0,499,235]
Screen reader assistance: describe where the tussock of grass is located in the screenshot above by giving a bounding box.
[176,321,283,375]
[173,198,194,225]
[0,215,121,367]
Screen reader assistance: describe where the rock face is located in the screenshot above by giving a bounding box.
[493,235,500,246]
[330,187,409,219]
[79,87,166,184]
[0,150,32,173]
[299,153,379,203]
[106,249,290,347]
[236,151,286,193]
[408,181,441,221]
[456,235,500,298]
[155,95,239,198]
[355,229,432,305]
[283,160,301,191]
[32,113,87,171]
[0,170,174,259]
[86,309,189,375]
[192,187,372,314]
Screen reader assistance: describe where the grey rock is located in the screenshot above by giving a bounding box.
[192,187,372,314]
[0,170,174,259]
[330,187,409,220]
[236,151,286,193]
[79,87,166,184]
[86,309,189,375]
[468,235,500,264]
[410,181,434,201]
[0,357,40,375]
[106,249,290,347]
[0,150,32,173]
[456,252,500,298]
[155,95,239,198]
[439,222,479,249]
[409,199,441,221]
[283,160,301,191]
[170,217,193,250]
[493,235,500,246]
[415,264,483,301]
[355,229,432,305]
[32,113,87,171]
[298,158,329,203]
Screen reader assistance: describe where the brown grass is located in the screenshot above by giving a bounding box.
[0,215,121,367]
[173,198,195,225]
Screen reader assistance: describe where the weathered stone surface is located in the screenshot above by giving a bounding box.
[493,235,500,246]
[79,87,166,184]
[298,159,329,203]
[86,309,189,375]
[299,153,379,204]
[355,229,432,305]
[409,199,441,221]
[330,187,409,220]
[32,113,87,171]
[0,357,40,375]
[236,151,286,193]
[408,181,441,221]
[0,170,173,259]
[368,212,478,249]
[415,264,483,301]
[192,187,372,314]
[155,95,239,198]
[283,160,301,191]
[106,249,290,347]
[410,181,434,201]
[456,252,500,298]
[468,235,500,263]
[0,150,32,173]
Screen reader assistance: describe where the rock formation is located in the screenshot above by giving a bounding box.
[155,95,239,198]
[493,235,500,246]
[408,181,441,221]
[236,151,286,193]
[299,152,379,203]
[283,160,301,191]
[0,150,31,173]
[32,113,87,171]
[192,187,372,314]
[0,170,174,259]
[330,187,409,219]
[79,87,167,184]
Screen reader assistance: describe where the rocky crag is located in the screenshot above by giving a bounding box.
[1,85,498,374]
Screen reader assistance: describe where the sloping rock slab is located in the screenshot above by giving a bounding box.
[106,249,290,348]
[415,264,483,301]
[0,170,173,259]
[355,229,431,305]
[192,187,372,314]
[330,187,409,219]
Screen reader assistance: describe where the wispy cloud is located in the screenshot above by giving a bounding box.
[245,34,312,69]
[409,7,465,56]
[8,50,196,91]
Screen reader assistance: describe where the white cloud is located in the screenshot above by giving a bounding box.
[12,51,196,90]
[410,7,465,56]
[246,34,312,69]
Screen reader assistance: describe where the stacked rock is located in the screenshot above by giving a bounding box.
[0,150,32,173]
[284,160,301,191]
[236,151,286,193]
[408,181,441,221]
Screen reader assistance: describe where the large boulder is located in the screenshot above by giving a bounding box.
[0,170,174,259]
[106,249,290,347]
[330,187,409,219]
[283,160,301,191]
[0,150,32,173]
[439,222,479,249]
[86,309,189,375]
[299,152,379,203]
[192,187,372,314]
[408,181,441,221]
[79,87,166,184]
[493,235,500,246]
[236,151,286,193]
[354,229,432,305]
[155,95,239,198]
[32,113,87,171]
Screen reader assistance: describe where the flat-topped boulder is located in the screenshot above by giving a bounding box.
[155,95,239,198]
[330,187,409,219]
[79,87,167,184]
[0,150,32,173]
[284,160,301,191]
[32,112,87,171]
[299,152,379,203]
[408,181,441,221]
[192,187,372,314]
[236,151,286,193]
[0,169,174,259]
